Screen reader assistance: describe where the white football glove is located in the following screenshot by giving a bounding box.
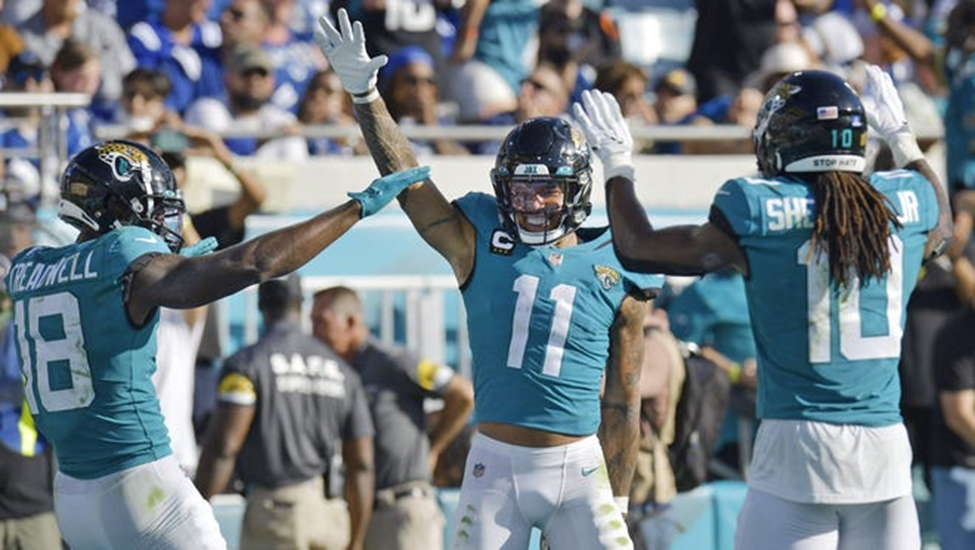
[863,63,922,167]
[314,8,388,102]
[572,90,635,181]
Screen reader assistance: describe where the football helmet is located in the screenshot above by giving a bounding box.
[491,117,593,245]
[753,70,867,178]
[59,140,185,252]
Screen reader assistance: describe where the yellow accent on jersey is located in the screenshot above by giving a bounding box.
[18,398,38,457]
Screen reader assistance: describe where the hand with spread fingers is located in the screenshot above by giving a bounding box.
[863,64,922,167]
[314,8,388,102]
[349,166,431,218]
[572,90,635,182]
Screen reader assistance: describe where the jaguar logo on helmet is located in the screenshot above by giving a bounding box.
[96,142,153,187]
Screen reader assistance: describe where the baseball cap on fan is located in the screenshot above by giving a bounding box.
[228,45,273,75]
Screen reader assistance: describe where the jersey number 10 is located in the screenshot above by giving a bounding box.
[798,236,904,363]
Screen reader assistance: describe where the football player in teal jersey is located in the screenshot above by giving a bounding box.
[582,67,953,549]
[5,139,430,549]
[315,9,660,549]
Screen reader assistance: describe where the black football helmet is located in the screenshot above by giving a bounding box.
[491,117,593,245]
[59,140,185,252]
[753,70,867,178]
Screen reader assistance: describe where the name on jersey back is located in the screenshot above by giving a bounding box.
[8,251,98,294]
[764,190,921,232]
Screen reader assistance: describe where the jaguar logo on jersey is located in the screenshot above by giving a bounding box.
[490,229,516,255]
[472,463,486,478]
[96,142,152,187]
[593,265,620,290]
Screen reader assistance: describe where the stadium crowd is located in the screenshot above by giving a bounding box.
[0,0,974,549]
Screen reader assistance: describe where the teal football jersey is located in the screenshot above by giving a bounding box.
[456,193,662,436]
[713,171,939,426]
[6,226,172,479]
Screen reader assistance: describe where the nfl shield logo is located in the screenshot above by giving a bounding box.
[472,463,486,478]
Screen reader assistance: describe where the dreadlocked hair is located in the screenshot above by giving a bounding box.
[807,171,902,287]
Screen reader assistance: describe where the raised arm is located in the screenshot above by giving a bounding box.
[864,64,953,258]
[314,9,475,283]
[573,90,747,275]
[127,167,430,323]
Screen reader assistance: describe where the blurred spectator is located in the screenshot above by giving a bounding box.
[311,286,474,550]
[0,52,57,203]
[296,68,359,156]
[854,0,944,133]
[594,60,655,125]
[0,198,62,550]
[899,192,975,501]
[858,0,941,94]
[184,45,308,160]
[942,0,975,195]
[471,62,570,155]
[196,275,375,550]
[662,269,758,479]
[446,0,539,123]
[0,0,23,77]
[536,0,621,105]
[261,0,328,112]
[686,0,778,102]
[594,60,655,153]
[219,0,270,54]
[126,0,223,114]
[627,306,685,550]
[18,0,136,121]
[114,0,163,30]
[162,125,269,249]
[688,42,817,155]
[380,46,469,156]
[931,210,975,550]
[48,39,96,156]
[330,0,448,86]
[802,9,865,76]
[115,67,179,135]
[649,68,699,155]
[0,0,41,27]
[744,41,819,93]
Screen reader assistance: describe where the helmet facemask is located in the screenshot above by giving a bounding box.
[491,117,593,246]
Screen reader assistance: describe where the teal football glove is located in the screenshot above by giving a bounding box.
[349,166,431,218]
[179,237,218,257]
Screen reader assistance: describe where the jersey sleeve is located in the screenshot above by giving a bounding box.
[453,192,499,233]
[711,178,762,237]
